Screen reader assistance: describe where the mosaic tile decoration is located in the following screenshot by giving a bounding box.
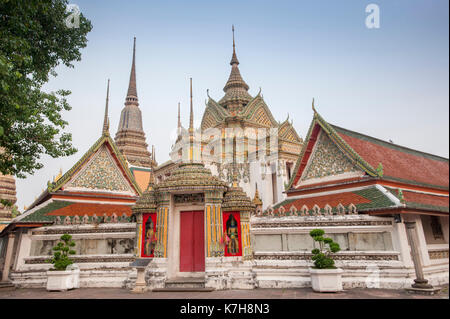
[67,145,133,192]
[250,106,273,127]
[301,130,361,181]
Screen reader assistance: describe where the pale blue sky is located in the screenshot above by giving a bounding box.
[16,0,449,211]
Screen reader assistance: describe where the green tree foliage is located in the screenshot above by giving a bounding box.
[0,0,92,177]
[46,233,76,271]
[310,229,341,269]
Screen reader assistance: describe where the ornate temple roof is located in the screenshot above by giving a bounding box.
[133,165,157,214]
[222,163,255,212]
[278,116,303,144]
[157,162,228,192]
[284,102,449,216]
[271,185,398,215]
[218,26,253,111]
[158,79,227,193]
[22,83,142,216]
[385,187,449,213]
[17,200,133,223]
[288,103,449,191]
[115,37,153,168]
[199,27,303,163]
[332,125,449,189]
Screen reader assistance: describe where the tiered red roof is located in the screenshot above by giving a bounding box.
[401,190,449,210]
[46,202,132,217]
[333,125,449,189]
[285,110,449,216]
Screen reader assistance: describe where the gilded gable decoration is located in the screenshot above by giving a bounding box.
[301,130,361,181]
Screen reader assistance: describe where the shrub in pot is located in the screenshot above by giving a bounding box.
[309,229,343,292]
[46,234,79,291]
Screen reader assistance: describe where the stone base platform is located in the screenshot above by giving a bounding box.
[406,287,442,296]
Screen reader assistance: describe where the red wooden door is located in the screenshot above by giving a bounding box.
[180,210,205,272]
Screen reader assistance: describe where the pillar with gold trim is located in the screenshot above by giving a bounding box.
[131,179,158,258]
[130,178,158,293]
[205,190,225,257]
[154,191,170,258]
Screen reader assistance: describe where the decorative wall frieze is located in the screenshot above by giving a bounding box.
[251,219,393,228]
[32,224,136,235]
[25,255,135,264]
[254,252,399,261]
[53,213,131,226]
[174,193,205,204]
[428,249,449,260]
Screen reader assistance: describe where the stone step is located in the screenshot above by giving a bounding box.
[152,287,215,292]
[165,277,206,289]
[0,282,15,291]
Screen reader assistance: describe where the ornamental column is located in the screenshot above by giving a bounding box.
[2,232,16,282]
[240,211,252,260]
[205,190,225,257]
[134,213,144,257]
[130,172,158,293]
[404,221,437,292]
[154,192,170,258]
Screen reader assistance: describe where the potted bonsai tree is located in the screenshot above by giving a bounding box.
[309,229,343,292]
[46,234,79,291]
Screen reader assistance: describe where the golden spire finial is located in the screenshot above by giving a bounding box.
[232,24,235,49]
[189,78,194,132]
[103,79,110,135]
[189,78,194,162]
[126,37,138,99]
[177,102,181,131]
[230,24,239,65]
[147,148,156,189]
[253,182,262,205]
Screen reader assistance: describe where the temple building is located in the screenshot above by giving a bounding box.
[115,37,155,191]
[0,29,447,291]
[131,79,255,290]
[0,80,142,287]
[250,105,448,289]
[157,26,303,210]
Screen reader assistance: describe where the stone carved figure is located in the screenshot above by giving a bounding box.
[144,217,155,256]
[226,214,239,255]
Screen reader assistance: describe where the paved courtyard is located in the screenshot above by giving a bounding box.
[0,286,448,299]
